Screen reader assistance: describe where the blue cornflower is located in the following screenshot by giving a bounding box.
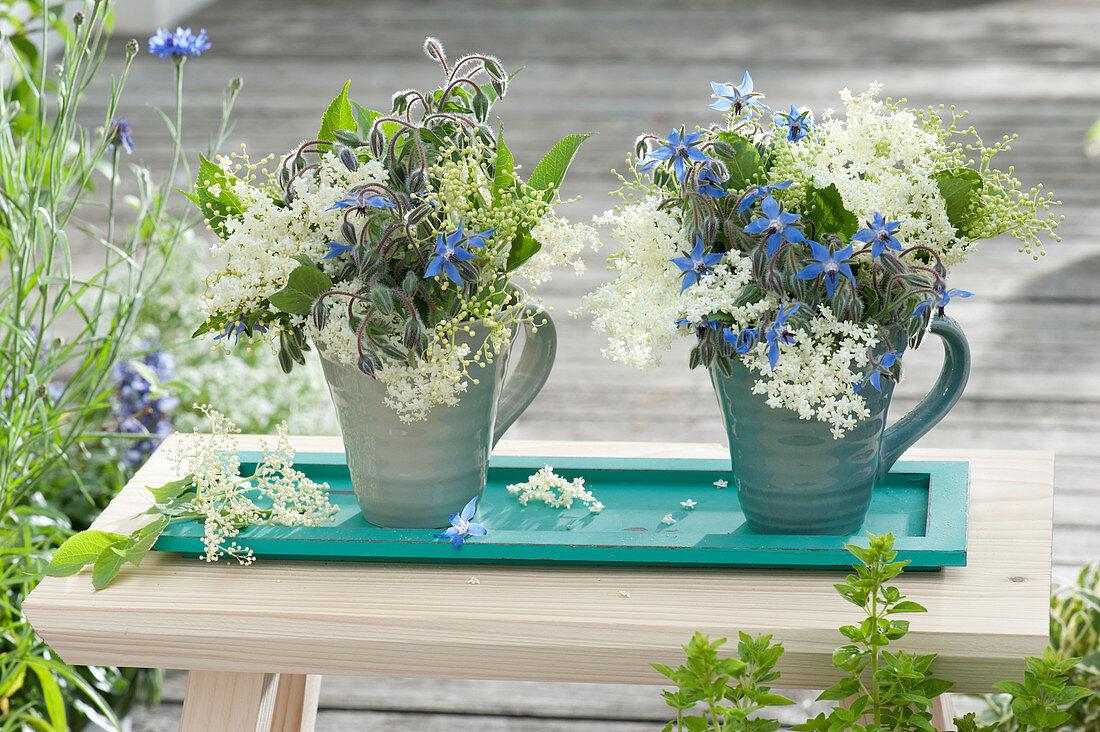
[434,496,488,549]
[856,351,902,393]
[696,162,728,197]
[794,241,857,299]
[708,72,767,116]
[670,236,723,293]
[106,118,134,154]
[742,196,806,256]
[424,220,494,286]
[327,190,396,215]
[911,286,974,318]
[323,241,355,260]
[773,105,814,142]
[764,303,800,370]
[640,128,710,183]
[737,180,793,214]
[722,326,760,354]
[213,316,269,344]
[148,27,211,59]
[852,213,903,259]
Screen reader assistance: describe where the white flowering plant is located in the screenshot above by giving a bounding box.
[189,38,593,422]
[579,76,1061,436]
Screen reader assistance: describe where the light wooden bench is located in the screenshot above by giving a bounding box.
[24,436,1053,731]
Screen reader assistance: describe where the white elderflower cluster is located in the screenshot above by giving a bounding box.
[506,465,604,513]
[769,85,968,265]
[520,213,600,284]
[168,405,338,563]
[374,339,472,423]
[200,148,389,326]
[741,305,879,438]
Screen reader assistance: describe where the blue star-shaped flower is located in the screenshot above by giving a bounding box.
[327,190,396,215]
[773,105,814,142]
[708,72,768,116]
[322,241,355,260]
[147,27,212,59]
[794,241,857,299]
[424,220,494,286]
[737,180,793,214]
[697,163,728,198]
[670,236,723,293]
[855,351,902,393]
[106,118,134,154]
[213,316,268,345]
[434,496,488,549]
[764,303,800,370]
[722,326,760,354]
[911,287,974,318]
[852,213,903,259]
[742,196,806,256]
[640,128,710,183]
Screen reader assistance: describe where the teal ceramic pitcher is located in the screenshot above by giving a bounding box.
[320,300,555,528]
[709,316,970,535]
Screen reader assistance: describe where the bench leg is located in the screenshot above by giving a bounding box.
[931,693,955,731]
[180,670,322,732]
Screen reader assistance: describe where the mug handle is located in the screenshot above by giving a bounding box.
[879,315,971,473]
[492,300,557,446]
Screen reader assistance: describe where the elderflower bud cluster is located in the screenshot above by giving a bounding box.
[506,465,604,513]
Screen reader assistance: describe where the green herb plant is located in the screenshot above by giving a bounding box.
[656,534,1089,732]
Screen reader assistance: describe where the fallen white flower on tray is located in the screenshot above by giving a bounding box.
[467,577,480,585]
[681,499,697,509]
[713,479,728,489]
[661,514,676,525]
[506,465,603,512]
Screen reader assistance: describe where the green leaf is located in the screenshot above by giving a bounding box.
[269,264,334,316]
[148,474,196,504]
[318,80,357,144]
[91,542,129,590]
[934,168,982,234]
[493,120,515,203]
[185,154,246,239]
[993,680,1027,697]
[526,133,594,199]
[803,183,858,239]
[25,660,66,732]
[505,229,542,272]
[715,133,763,190]
[888,600,928,614]
[44,530,129,577]
[124,515,171,567]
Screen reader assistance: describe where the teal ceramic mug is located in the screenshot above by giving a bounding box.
[320,298,555,528]
[709,316,970,535]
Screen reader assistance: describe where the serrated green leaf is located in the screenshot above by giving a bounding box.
[493,120,515,203]
[505,229,542,272]
[318,81,357,144]
[715,132,763,190]
[803,183,858,239]
[187,154,246,239]
[91,542,129,590]
[527,133,594,198]
[148,474,195,504]
[25,660,66,732]
[269,264,334,316]
[125,515,171,567]
[934,168,982,234]
[44,530,129,577]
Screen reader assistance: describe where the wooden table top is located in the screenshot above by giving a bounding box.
[24,436,1053,692]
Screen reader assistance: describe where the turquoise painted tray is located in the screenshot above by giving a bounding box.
[153,454,969,570]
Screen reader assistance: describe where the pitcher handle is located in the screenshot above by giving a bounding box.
[492,300,557,446]
[879,316,970,473]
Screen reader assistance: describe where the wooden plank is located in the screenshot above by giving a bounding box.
[179,671,278,732]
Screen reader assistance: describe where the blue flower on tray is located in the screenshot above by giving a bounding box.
[435,496,488,549]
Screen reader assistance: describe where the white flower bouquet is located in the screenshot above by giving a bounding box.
[580,77,1061,437]
[189,38,594,422]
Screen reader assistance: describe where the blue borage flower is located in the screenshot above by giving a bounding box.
[708,72,768,117]
[738,180,793,215]
[743,196,806,256]
[106,118,134,154]
[855,351,903,393]
[323,241,355,260]
[213,315,268,344]
[773,105,814,142]
[434,496,488,549]
[764,303,800,370]
[722,326,759,354]
[911,286,974,318]
[640,128,710,183]
[424,219,496,286]
[327,190,396,214]
[676,318,722,338]
[670,236,723,293]
[147,27,211,59]
[696,163,728,198]
[794,241,857,299]
[852,213,903,259]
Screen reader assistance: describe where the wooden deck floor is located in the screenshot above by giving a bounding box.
[79,0,1099,728]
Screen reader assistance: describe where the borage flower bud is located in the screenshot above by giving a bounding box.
[402,320,423,351]
[336,144,358,172]
[311,300,327,330]
[357,352,381,378]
